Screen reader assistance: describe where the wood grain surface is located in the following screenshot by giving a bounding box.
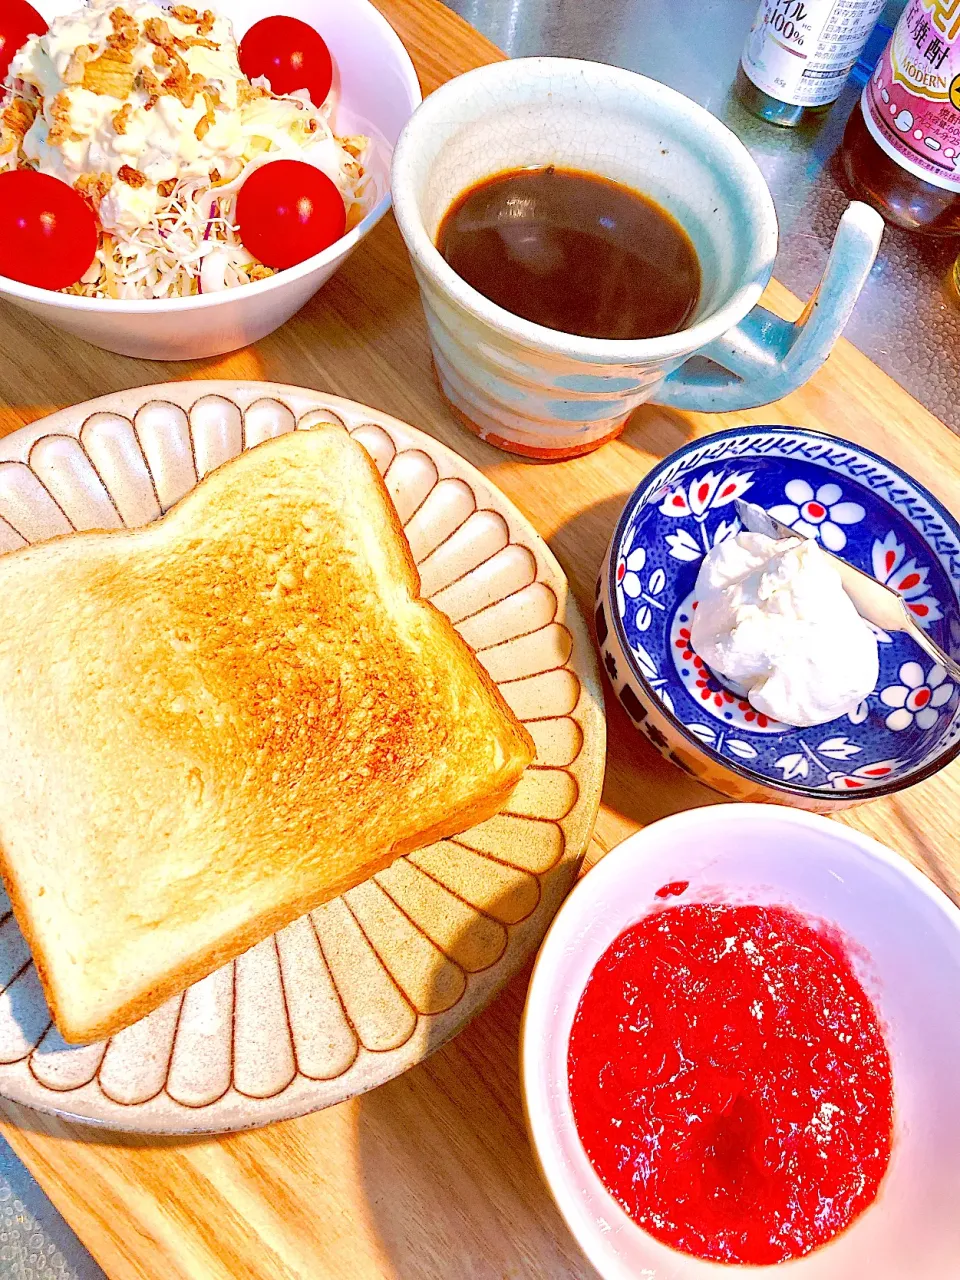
[0,1,958,1276]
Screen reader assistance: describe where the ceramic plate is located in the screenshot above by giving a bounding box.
[0,382,604,1133]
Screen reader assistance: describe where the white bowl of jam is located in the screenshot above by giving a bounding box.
[521,805,960,1277]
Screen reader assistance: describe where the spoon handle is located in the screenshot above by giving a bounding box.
[901,607,960,685]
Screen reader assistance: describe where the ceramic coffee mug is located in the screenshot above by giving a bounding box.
[391,57,883,460]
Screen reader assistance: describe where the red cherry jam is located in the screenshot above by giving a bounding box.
[568,903,893,1265]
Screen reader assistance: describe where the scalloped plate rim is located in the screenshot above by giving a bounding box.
[0,381,605,1134]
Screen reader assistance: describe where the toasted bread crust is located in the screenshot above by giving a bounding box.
[0,427,534,1043]
[35,774,524,1045]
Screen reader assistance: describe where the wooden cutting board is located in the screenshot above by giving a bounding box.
[0,1,958,1276]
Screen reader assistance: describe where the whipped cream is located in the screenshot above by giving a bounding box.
[11,1,246,231]
[689,531,879,728]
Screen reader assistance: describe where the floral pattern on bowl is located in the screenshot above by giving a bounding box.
[598,425,960,806]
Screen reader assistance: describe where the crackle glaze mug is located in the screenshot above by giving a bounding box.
[391,58,884,460]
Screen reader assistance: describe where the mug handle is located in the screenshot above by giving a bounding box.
[652,201,883,412]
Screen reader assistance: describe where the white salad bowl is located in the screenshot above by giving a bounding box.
[521,805,960,1280]
[0,0,421,359]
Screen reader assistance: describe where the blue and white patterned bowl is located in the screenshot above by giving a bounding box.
[597,425,960,810]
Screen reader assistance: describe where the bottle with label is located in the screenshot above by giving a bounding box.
[737,0,889,126]
[839,0,960,232]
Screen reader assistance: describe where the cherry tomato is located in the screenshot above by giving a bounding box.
[238,16,333,106]
[0,170,98,291]
[0,0,47,83]
[236,160,346,270]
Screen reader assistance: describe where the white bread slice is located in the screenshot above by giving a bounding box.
[0,426,534,1044]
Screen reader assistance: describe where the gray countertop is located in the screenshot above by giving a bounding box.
[0,1139,102,1280]
[444,0,960,432]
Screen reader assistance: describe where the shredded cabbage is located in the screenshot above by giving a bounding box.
[1,86,369,300]
[64,111,370,300]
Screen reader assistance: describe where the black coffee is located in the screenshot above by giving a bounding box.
[436,165,701,341]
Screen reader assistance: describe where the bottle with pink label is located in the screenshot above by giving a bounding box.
[840,0,960,233]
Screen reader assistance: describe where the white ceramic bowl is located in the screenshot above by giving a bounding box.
[0,0,421,360]
[521,805,960,1279]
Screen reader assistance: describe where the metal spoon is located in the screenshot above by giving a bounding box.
[734,498,960,684]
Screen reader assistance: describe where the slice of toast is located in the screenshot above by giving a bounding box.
[0,426,535,1044]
